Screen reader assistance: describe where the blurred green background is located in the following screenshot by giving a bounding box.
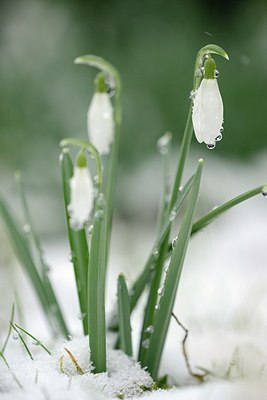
[0,0,267,232]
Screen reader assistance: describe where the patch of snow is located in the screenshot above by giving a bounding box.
[0,336,152,399]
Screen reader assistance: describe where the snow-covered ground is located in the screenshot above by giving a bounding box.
[0,151,267,399]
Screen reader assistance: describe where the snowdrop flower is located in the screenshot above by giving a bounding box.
[192,58,223,148]
[68,152,94,230]
[87,72,114,155]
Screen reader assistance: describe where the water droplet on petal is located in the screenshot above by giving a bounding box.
[68,335,73,341]
[214,69,219,78]
[155,304,160,311]
[206,143,216,150]
[23,224,31,234]
[142,339,150,349]
[220,126,224,133]
[145,325,154,334]
[215,134,222,142]
[13,333,19,340]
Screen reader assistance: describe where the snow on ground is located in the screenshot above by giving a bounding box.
[0,151,267,399]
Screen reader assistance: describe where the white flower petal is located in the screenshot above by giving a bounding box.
[87,92,114,155]
[68,167,94,230]
[192,78,223,145]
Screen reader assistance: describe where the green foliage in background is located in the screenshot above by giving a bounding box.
[0,0,267,232]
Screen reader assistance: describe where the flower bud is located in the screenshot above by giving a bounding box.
[68,153,94,230]
[87,73,114,155]
[192,58,224,148]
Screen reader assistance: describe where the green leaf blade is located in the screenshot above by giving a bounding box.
[117,274,133,357]
[88,194,107,373]
[192,185,265,234]
[144,160,203,379]
[0,200,62,336]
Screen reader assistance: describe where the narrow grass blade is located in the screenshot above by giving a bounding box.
[117,274,132,357]
[0,305,23,389]
[1,304,15,354]
[144,160,203,379]
[88,194,107,373]
[10,323,33,360]
[0,200,58,332]
[60,150,89,335]
[15,172,69,338]
[192,184,266,234]
[15,324,51,355]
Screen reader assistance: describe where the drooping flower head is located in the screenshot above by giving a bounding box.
[87,72,114,155]
[192,57,223,148]
[68,151,94,231]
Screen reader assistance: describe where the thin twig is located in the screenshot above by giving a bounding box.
[171,312,206,382]
[64,347,84,375]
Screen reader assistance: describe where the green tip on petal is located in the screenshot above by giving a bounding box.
[76,151,87,168]
[94,72,107,93]
[204,58,216,79]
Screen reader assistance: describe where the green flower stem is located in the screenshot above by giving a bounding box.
[74,56,122,372]
[74,55,122,256]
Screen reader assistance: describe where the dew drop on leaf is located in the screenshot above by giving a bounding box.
[145,325,154,334]
[142,339,150,349]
